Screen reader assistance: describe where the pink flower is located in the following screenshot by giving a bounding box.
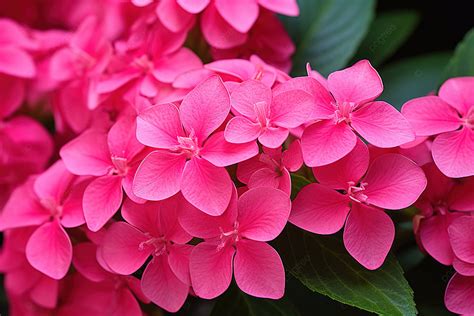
[179,186,291,299]
[290,140,427,269]
[402,77,474,178]
[133,76,258,215]
[448,215,474,276]
[237,140,303,195]
[445,273,474,315]
[224,78,313,148]
[100,196,192,312]
[60,115,147,232]
[0,161,87,279]
[301,60,415,166]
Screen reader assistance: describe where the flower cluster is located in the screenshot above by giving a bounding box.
[0,1,473,315]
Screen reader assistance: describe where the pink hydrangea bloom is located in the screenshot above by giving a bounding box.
[100,196,192,312]
[300,60,415,166]
[290,140,427,269]
[402,77,474,178]
[445,273,474,315]
[179,186,291,299]
[133,76,258,215]
[60,115,147,231]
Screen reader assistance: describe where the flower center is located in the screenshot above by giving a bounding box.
[133,54,154,72]
[40,198,63,219]
[217,222,240,251]
[138,234,168,256]
[111,156,129,176]
[333,101,356,124]
[464,106,474,129]
[254,101,270,128]
[347,181,368,203]
[172,131,201,159]
[432,200,449,216]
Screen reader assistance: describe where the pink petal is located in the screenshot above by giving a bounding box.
[115,288,143,316]
[141,255,189,313]
[259,0,299,16]
[328,60,383,104]
[445,273,474,315]
[168,244,193,285]
[281,140,303,172]
[30,276,58,308]
[107,115,143,161]
[448,216,474,264]
[449,177,474,211]
[158,195,192,243]
[351,101,415,147]
[132,151,186,200]
[401,96,462,136]
[201,131,259,166]
[363,154,427,210]
[157,0,195,32]
[153,48,202,83]
[247,168,280,190]
[258,126,289,148]
[237,187,291,241]
[234,239,284,299]
[136,103,184,149]
[189,242,235,299]
[453,257,474,276]
[26,221,72,279]
[215,0,259,33]
[180,75,230,142]
[0,75,24,119]
[205,59,256,82]
[301,120,357,167]
[34,160,75,201]
[101,222,152,275]
[419,214,457,265]
[0,46,35,78]
[177,0,210,13]
[60,130,112,176]
[236,155,267,184]
[61,180,88,228]
[313,139,369,190]
[271,89,314,128]
[72,242,109,282]
[122,199,161,236]
[224,116,261,143]
[290,183,350,234]
[140,74,159,98]
[181,158,232,216]
[343,203,394,270]
[48,48,76,82]
[439,77,474,116]
[230,79,272,119]
[432,128,474,178]
[83,175,123,232]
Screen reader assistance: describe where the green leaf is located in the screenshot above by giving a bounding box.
[281,0,375,76]
[210,283,301,316]
[275,226,417,316]
[444,28,474,78]
[353,10,420,66]
[379,52,452,110]
[290,173,312,200]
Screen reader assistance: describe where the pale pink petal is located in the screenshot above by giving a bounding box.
[432,128,474,178]
[230,79,272,119]
[101,222,152,275]
[189,242,235,299]
[301,120,357,167]
[224,116,262,143]
[168,244,193,285]
[401,96,462,136]
[181,158,232,216]
[343,203,394,270]
[445,273,474,315]
[448,216,474,264]
[201,131,259,166]
[328,60,383,104]
[238,187,291,241]
[270,89,314,128]
[157,0,195,32]
[72,243,109,282]
[178,0,210,13]
[141,255,189,313]
[352,101,415,148]
[258,126,289,148]
[363,154,427,210]
[290,183,350,234]
[419,214,456,266]
[83,175,123,232]
[60,130,112,176]
[26,221,72,279]
[215,0,259,33]
[0,46,35,78]
[107,115,143,160]
[153,48,202,83]
[439,77,474,116]
[132,151,186,200]
[313,139,369,190]
[282,140,303,172]
[30,276,58,308]
[259,0,299,16]
[180,76,230,142]
[234,239,284,299]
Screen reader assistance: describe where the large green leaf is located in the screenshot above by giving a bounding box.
[275,226,417,316]
[444,28,474,78]
[353,10,420,67]
[281,0,375,76]
[379,52,452,110]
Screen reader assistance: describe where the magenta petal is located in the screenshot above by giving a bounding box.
[238,187,291,241]
[202,131,258,166]
[83,175,123,232]
[344,204,394,270]
[432,128,474,178]
[445,273,474,315]
[282,140,303,172]
[234,240,284,299]
[190,242,235,299]
[230,79,272,119]
[107,116,143,161]
[180,76,230,142]
[401,96,461,136]
[290,183,350,234]
[247,168,280,190]
[159,196,192,243]
[153,48,202,83]
[72,243,109,282]
[439,77,474,116]
[271,89,314,129]
[136,103,184,149]
[449,177,474,211]
[224,116,261,144]
[157,0,194,32]
[101,222,152,275]
[301,120,357,167]
[363,154,427,210]
[258,126,289,148]
[448,216,474,264]
[141,256,189,313]
[168,244,193,285]
[419,215,456,266]
[61,180,88,228]
[0,46,36,78]
[351,101,415,147]
[178,0,210,13]
[26,221,72,279]
[453,257,474,276]
[0,75,24,119]
[121,199,161,236]
[215,0,259,33]
[34,160,75,202]
[181,158,232,216]
[30,276,58,308]
[133,151,186,200]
